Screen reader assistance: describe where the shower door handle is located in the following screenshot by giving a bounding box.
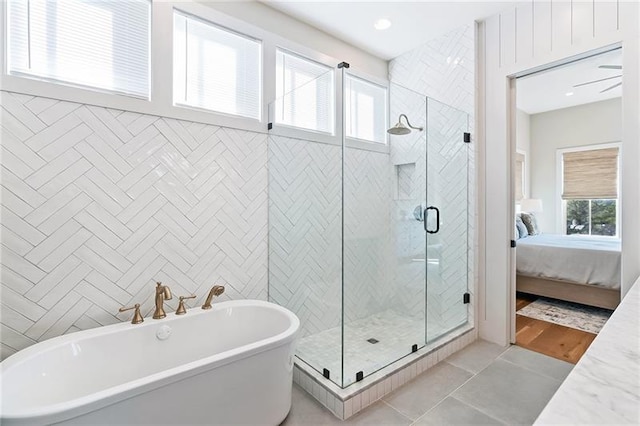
[425,206,440,234]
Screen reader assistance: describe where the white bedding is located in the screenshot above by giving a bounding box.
[516,234,621,289]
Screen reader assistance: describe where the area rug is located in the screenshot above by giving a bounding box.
[517,297,613,334]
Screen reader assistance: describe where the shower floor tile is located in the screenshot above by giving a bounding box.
[297,310,445,387]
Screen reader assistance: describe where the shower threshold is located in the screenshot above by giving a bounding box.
[297,310,447,387]
[293,322,475,420]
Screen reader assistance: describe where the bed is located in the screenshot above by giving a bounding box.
[516,234,621,309]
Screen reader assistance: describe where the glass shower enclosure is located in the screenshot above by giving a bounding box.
[267,67,470,388]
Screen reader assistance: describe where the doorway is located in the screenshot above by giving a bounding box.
[509,48,622,364]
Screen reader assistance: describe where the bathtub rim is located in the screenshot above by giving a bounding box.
[0,299,300,423]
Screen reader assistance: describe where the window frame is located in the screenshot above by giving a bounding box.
[172,8,263,121]
[564,198,618,237]
[1,1,272,133]
[0,1,388,146]
[272,47,336,136]
[557,142,621,237]
[5,0,152,99]
[344,69,389,152]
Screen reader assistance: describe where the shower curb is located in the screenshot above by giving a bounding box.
[293,325,477,420]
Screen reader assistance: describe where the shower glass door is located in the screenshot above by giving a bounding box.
[340,83,427,387]
[425,98,469,342]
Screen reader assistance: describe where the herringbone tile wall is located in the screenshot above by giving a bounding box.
[267,135,342,338]
[388,25,475,116]
[388,24,476,330]
[0,91,269,360]
[343,147,392,324]
[388,85,428,321]
[268,134,393,339]
[425,99,470,332]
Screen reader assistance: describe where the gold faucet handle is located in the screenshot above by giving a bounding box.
[176,295,196,315]
[119,303,144,324]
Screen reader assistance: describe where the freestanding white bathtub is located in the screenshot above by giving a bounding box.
[0,300,299,425]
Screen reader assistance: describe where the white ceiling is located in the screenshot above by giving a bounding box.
[517,49,623,115]
[261,1,522,60]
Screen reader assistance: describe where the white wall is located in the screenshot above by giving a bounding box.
[516,109,530,153]
[478,0,640,345]
[530,98,622,233]
[516,109,531,198]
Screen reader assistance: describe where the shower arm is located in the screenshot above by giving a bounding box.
[398,114,424,131]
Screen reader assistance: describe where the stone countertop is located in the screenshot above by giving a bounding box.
[535,278,640,424]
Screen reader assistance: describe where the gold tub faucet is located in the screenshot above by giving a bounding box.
[153,282,173,319]
[202,285,225,309]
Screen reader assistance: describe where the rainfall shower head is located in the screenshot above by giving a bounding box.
[387,114,423,135]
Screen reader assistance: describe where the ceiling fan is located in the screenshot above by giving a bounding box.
[573,64,622,93]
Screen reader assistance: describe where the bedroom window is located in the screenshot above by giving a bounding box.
[566,199,616,236]
[561,146,619,237]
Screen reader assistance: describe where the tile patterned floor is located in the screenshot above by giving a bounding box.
[297,310,447,387]
[282,341,573,425]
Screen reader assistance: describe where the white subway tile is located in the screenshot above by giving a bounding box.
[361,388,370,408]
[351,393,362,415]
[344,398,353,419]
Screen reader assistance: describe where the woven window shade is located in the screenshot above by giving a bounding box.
[515,153,525,202]
[562,147,619,199]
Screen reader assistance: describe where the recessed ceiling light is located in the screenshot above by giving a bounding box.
[374,18,391,31]
[565,92,574,96]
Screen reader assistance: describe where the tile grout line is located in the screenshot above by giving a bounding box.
[452,348,567,425]
[496,352,568,384]
[411,394,508,426]
[378,399,415,424]
[385,344,512,425]
[422,350,515,425]
[446,395,511,426]
[447,344,511,376]
[406,345,513,424]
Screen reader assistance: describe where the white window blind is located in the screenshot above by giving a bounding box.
[173,11,262,120]
[345,75,387,143]
[562,147,619,199]
[8,0,151,98]
[275,49,334,134]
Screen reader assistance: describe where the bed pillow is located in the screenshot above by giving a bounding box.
[515,215,528,239]
[520,212,541,236]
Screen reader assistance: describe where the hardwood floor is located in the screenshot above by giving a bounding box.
[515,293,597,364]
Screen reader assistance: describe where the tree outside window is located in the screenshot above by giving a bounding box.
[566,199,616,236]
